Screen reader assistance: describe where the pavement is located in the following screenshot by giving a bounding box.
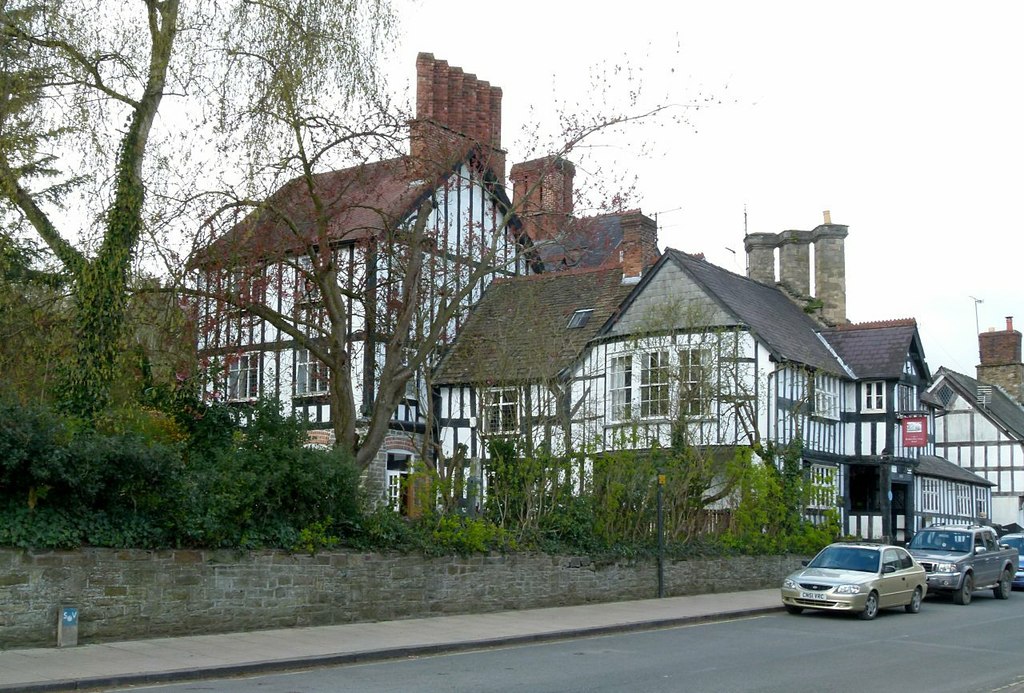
[0,588,782,692]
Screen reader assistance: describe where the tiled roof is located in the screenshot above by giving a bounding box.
[934,367,1024,439]
[193,152,516,268]
[433,266,634,385]
[915,454,995,486]
[662,249,847,374]
[819,319,922,379]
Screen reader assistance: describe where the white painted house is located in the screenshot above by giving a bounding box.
[925,319,1024,527]
[435,219,992,540]
[191,54,537,499]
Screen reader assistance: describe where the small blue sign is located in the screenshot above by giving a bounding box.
[61,607,78,626]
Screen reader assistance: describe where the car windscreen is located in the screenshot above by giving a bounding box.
[1001,536,1024,550]
[909,530,971,552]
[808,546,880,573]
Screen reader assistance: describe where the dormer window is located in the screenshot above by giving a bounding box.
[567,309,594,329]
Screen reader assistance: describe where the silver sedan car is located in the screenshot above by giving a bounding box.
[781,542,927,620]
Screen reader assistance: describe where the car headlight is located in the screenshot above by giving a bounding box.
[783,578,798,589]
[933,562,958,573]
[834,584,862,594]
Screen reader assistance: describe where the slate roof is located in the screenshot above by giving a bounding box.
[915,454,995,486]
[535,213,622,271]
[433,266,634,385]
[933,367,1024,440]
[819,319,926,380]
[657,249,847,374]
[193,152,518,269]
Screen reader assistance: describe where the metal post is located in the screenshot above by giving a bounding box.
[657,473,665,598]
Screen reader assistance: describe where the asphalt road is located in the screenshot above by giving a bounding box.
[118,592,1024,693]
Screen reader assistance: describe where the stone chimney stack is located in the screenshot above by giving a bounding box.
[509,156,575,243]
[744,232,777,285]
[778,230,813,297]
[619,211,659,283]
[744,212,849,326]
[812,214,849,325]
[977,316,1024,402]
[410,53,505,180]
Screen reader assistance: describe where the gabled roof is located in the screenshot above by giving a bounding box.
[819,319,927,380]
[640,249,846,374]
[193,151,518,269]
[931,367,1024,440]
[915,455,995,486]
[433,266,633,385]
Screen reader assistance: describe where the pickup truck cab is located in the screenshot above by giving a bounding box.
[907,524,1019,605]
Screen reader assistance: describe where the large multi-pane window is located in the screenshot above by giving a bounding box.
[295,347,329,396]
[640,350,670,417]
[808,464,837,509]
[921,477,940,512]
[975,487,987,518]
[679,348,711,416]
[863,381,885,412]
[898,383,917,413]
[814,373,840,419]
[482,388,518,434]
[226,352,260,401]
[609,355,633,421]
[955,483,971,516]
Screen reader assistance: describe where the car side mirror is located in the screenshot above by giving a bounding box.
[801,560,810,567]
[882,565,896,574]
[975,546,987,555]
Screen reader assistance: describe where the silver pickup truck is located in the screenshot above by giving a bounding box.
[907,524,1019,605]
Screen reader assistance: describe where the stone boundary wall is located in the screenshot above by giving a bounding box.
[0,548,803,648]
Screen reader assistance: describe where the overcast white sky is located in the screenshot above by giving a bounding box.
[387,0,1023,377]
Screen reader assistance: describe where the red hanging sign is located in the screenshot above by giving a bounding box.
[902,416,928,447]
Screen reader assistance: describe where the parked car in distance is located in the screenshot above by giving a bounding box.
[997,533,1024,589]
[907,524,1018,605]
[781,542,926,620]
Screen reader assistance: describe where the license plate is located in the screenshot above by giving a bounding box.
[800,591,828,601]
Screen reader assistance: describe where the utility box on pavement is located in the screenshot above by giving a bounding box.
[57,606,78,647]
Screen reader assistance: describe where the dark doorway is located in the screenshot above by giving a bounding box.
[848,464,880,512]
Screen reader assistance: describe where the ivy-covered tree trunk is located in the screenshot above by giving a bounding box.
[0,0,178,418]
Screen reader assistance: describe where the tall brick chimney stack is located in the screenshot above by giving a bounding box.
[977,315,1024,403]
[619,211,659,283]
[509,156,575,243]
[812,213,849,326]
[410,53,505,181]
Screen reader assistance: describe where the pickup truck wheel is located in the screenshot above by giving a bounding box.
[994,569,1012,600]
[858,591,879,620]
[905,586,923,614]
[953,573,973,605]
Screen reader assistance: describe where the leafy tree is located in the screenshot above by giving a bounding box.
[0,0,394,420]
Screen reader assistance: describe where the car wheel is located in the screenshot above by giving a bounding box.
[784,605,803,615]
[905,587,923,614]
[994,569,1012,600]
[858,591,879,620]
[953,572,974,605]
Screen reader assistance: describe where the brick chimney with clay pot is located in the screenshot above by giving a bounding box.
[978,316,1024,403]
